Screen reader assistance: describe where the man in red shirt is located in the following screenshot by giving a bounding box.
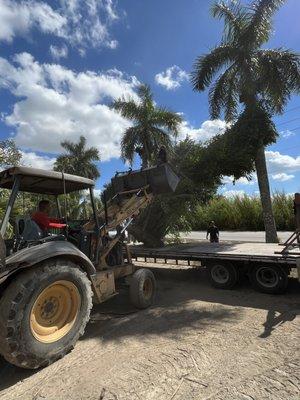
[32,200,66,233]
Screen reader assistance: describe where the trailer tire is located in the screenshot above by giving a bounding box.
[207,262,239,289]
[130,268,156,309]
[250,264,288,294]
[0,259,93,369]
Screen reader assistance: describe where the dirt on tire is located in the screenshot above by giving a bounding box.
[0,263,299,400]
[0,260,93,369]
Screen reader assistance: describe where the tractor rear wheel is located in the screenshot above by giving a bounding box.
[0,259,92,369]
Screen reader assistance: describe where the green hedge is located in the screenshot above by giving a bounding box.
[192,193,295,231]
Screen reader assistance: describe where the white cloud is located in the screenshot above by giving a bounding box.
[20,151,56,170]
[222,175,256,185]
[179,119,227,142]
[236,176,256,185]
[0,0,120,51]
[49,44,68,60]
[155,66,189,90]
[221,151,299,188]
[222,190,246,198]
[0,53,140,161]
[280,129,295,139]
[83,188,102,197]
[271,172,295,182]
[93,189,102,198]
[266,150,300,173]
[0,0,66,42]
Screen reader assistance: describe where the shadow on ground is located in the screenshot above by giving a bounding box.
[0,266,299,393]
[83,266,300,342]
[0,356,33,392]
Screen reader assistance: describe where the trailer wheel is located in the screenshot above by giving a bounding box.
[0,259,93,369]
[130,268,156,309]
[207,262,238,289]
[250,264,288,294]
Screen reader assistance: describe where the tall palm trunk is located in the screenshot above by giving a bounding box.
[255,145,278,243]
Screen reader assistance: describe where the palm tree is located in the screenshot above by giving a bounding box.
[0,139,21,168]
[111,84,182,167]
[54,136,100,180]
[191,0,300,242]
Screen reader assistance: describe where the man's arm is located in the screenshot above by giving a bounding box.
[49,222,66,229]
[49,218,66,229]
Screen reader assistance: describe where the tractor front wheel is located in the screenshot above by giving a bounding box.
[0,260,93,369]
[130,268,156,309]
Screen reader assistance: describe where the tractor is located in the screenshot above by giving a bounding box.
[0,164,179,369]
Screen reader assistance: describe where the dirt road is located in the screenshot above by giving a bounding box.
[178,231,293,243]
[0,264,299,400]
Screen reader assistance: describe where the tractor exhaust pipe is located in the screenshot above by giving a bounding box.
[0,234,6,270]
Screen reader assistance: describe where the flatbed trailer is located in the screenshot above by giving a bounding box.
[130,241,300,294]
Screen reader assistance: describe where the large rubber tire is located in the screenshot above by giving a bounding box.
[250,264,289,294]
[130,268,156,309]
[0,259,93,369]
[207,262,239,289]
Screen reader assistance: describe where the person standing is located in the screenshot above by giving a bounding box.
[206,221,219,243]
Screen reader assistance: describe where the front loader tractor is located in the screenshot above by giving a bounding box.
[0,164,179,369]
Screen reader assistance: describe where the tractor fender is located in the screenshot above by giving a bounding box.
[0,240,96,285]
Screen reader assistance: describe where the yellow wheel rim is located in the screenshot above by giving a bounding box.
[30,280,81,344]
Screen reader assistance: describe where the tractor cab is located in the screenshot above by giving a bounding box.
[0,166,98,258]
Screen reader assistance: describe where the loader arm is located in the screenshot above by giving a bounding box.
[84,163,179,270]
[98,186,154,268]
[84,186,154,269]
[103,186,153,231]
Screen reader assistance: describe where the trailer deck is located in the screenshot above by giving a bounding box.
[130,241,299,266]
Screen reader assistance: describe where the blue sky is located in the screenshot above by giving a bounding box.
[0,0,300,197]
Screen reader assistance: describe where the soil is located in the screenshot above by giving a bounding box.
[0,263,299,400]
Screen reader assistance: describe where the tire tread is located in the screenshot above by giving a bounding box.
[0,259,92,369]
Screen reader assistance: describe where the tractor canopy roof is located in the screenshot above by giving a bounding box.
[0,166,94,195]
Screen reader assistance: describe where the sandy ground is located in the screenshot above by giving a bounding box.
[0,263,299,400]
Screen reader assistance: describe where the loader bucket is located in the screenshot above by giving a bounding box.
[108,163,180,199]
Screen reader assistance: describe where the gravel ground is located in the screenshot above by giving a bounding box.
[0,263,299,400]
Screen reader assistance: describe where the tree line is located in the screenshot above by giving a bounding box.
[192,193,295,232]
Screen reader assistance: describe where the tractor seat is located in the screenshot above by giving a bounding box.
[17,217,44,241]
[15,216,67,244]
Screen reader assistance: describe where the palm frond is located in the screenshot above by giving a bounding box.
[209,65,239,121]
[83,147,101,161]
[111,98,142,121]
[152,108,182,135]
[54,135,100,180]
[150,127,173,149]
[256,48,300,113]
[120,126,141,165]
[211,1,247,44]
[137,84,153,104]
[60,139,76,154]
[243,0,286,47]
[113,84,180,166]
[191,45,238,91]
